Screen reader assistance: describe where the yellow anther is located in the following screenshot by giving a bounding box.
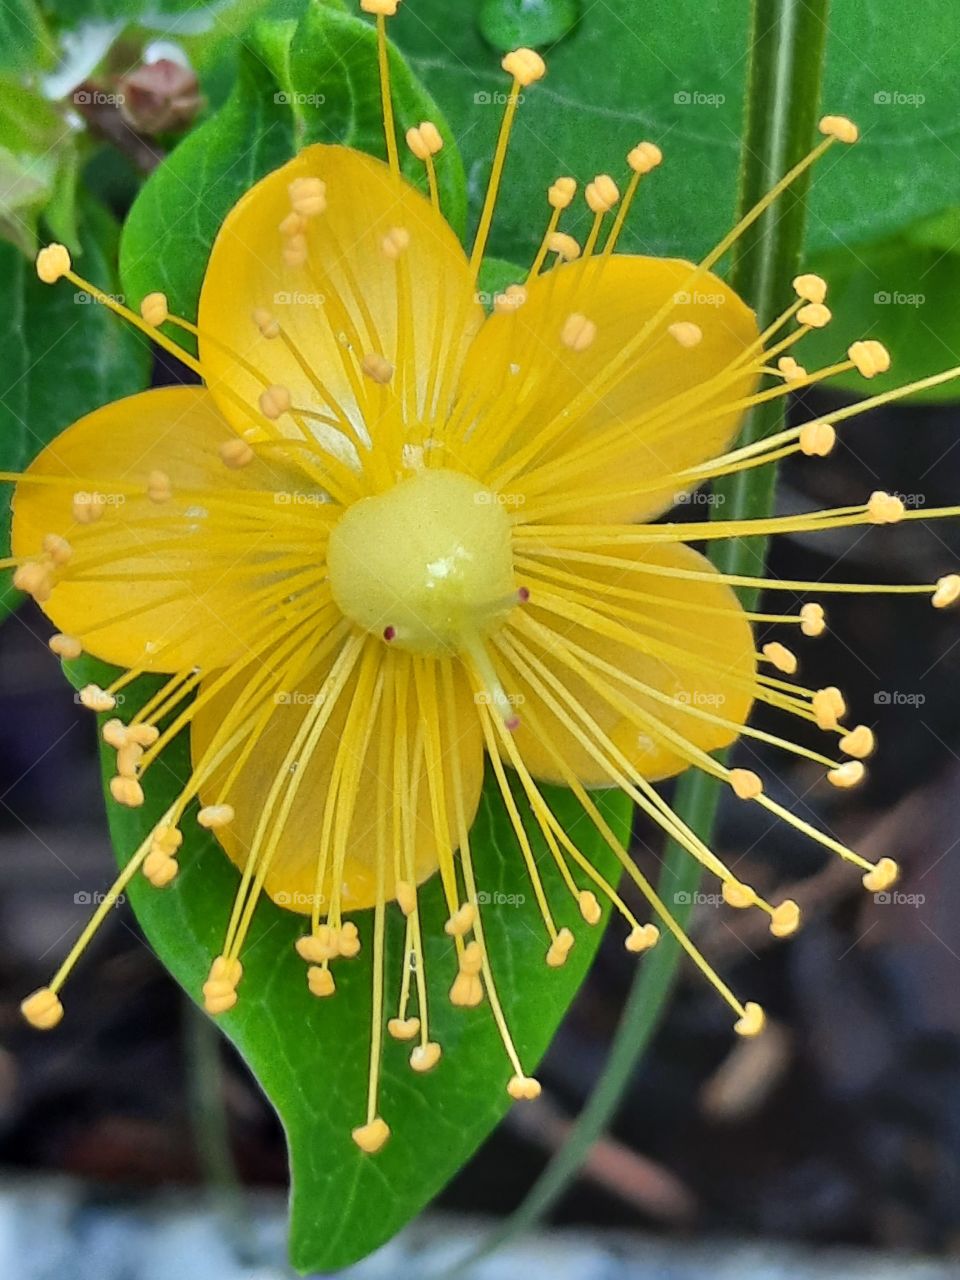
[140,291,169,326]
[450,972,484,1006]
[338,920,361,958]
[813,685,846,730]
[197,803,235,830]
[625,923,660,952]
[734,1002,766,1037]
[867,490,905,524]
[799,422,836,457]
[219,438,255,469]
[252,307,280,339]
[493,283,527,314]
[501,47,546,87]
[13,562,52,601]
[202,956,242,1013]
[21,987,63,1030]
[116,741,143,778]
[295,930,338,963]
[48,632,81,660]
[127,723,159,747]
[282,233,308,267]
[840,724,875,759]
[43,533,72,565]
[146,469,172,503]
[819,114,859,144]
[459,940,483,976]
[507,1074,542,1100]
[109,775,144,807]
[778,355,807,381]
[381,226,411,259]
[548,231,581,261]
[360,0,399,13]
[546,926,575,968]
[102,719,128,748]
[797,302,832,329]
[793,273,828,304]
[585,174,620,214]
[361,352,394,384]
[770,900,801,938]
[444,903,476,937]
[259,385,291,419]
[800,602,827,636]
[80,684,116,712]
[410,1042,442,1073]
[36,243,71,284]
[405,121,443,160]
[762,641,798,674]
[72,492,105,524]
[849,339,890,378]
[288,176,326,217]
[394,879,417,916]
[729,768,763,800]
[307,966,335,997]
[387,1016,420,1040]
[722,880,758,909]
[143,848,178,887]
[203,987,237,1015]
[352,1117,391,1153]
[827,760,865,789]
[547,176,577,209]
[578,889,602,925]
[862,856,899,893]
[668,321,703,348]
[627,141,663,174]
[151,824,182,856]
[933,574,960,609]
[561,312,596,352]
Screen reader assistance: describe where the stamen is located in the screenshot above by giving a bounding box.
[819,114,859,143]
[793,273,827,303]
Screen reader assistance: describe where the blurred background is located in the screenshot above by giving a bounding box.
[5,1,960,1278]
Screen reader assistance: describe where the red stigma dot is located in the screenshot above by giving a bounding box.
[505,715,521,733]
[517,587,530,603]
[383,626,396,642]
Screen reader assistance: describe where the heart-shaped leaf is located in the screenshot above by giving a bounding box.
[62,653,630,1270]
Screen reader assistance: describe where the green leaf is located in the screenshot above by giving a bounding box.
[0,78,78,254]
[478,0,578,53]
[0,194,151,616]
[390,1,960,265]
[63,654,629,1271]
[120,4,466,332]
[0,0,54,74]
[801,211,960,403]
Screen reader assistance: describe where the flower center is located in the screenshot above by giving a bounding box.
[328,468,518,655]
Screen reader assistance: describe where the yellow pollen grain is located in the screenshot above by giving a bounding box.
[628,141,662,174]
[734,1002,766,1037]
[282,233,308,267]
[813,686,846,730]
[360,0,399,13]
[140,292,169,326]
[361,352,394,383]
[387,1016,420,1040]
[198,803,235,829]
[395,879,417,916]
[339,921,361,958]
[494,283,527,314]
[778,355,807,381]
[800,602,827,635]
[933,574,960,608]
[548,176,577,208]
[797,302,831,328]
[73,492,105,523]
[625,923,660,952]
[219,438,255,469]
[729,768,763,800]
[507,1074,542,1100]
[799,422,835,456]
[42,533,72,565]
[867,490,905,524]
[793,273,828,303]
[307,966,335,997]
[410,1042,442,1072]
[405,121,442,160]
[862,856,898,893]
[381,226,411,259]
[501,47,546,86]
[143,848,178,887]
[578,889,602,924]
[110,775,144,807]
[49,632,82,660]
[14,562,52,601]
[585,173,620,213]
[668,321,703,348]
[128,724,159,747]
[819,114,859,144]
[561,312,596,351]
[21,986,63,1029]
[279,210,306,239]
[548,231,580,261]
[259,384,291,419]
[770,900,801,938]
[35,243,71,283]
[151,824,182,855]
[252,307,280,339]
[288,176,327,217]
[849,339,890,378]
[147,469,173,503]
[827,760,865,789]
[116,742,143,778]
[762,641,798,674]
[80,684,116,712]
[102,719,127,748]
[546,926,575,967]
[722,880,758,909]
[840,724,875,759]
[444,902,476,937]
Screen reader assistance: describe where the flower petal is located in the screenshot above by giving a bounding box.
[455,256,758,523]
[197,144,483,456]
[192,650,484,913]
[505,540,755,785]
[11,386,312,673]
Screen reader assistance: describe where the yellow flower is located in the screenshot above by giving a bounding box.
[11,13,960,1155]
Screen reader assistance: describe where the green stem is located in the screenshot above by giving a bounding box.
[442,2,831,1271]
